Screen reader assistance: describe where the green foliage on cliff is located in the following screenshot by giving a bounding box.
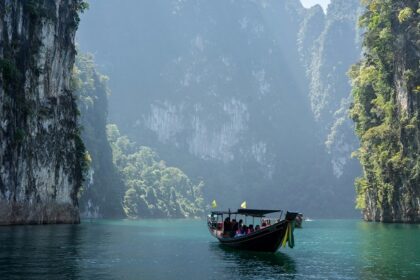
[74,1,89,25]
[22,0,87,23]
[350,0,419,219]
[74,52,124,217]
[74,51,205,218]
[107,124,204,218]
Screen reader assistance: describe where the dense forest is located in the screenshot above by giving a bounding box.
[350,0,419,222]
[107,124,204,218]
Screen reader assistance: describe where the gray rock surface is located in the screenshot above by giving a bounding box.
[0,0,83,225]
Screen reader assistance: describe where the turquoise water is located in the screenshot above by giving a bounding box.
[0,219,419,279]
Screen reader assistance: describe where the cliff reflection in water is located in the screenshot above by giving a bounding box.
[357,222,420,280]
[209,243,296,277]
[0,225,82,279]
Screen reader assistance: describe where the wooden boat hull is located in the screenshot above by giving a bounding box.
[209,220,289,252]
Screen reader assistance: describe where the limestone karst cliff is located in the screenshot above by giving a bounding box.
[298,0,362,179]
[350,0,419,222]
[0,0,87,224]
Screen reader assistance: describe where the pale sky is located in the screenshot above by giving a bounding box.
[300,0,331,11]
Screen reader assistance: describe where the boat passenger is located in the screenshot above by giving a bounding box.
[223,217,232,236]
[235,228,244,237]
[248,224,254,233]
[238,219,243,229]
[231,219,238,237]
[261,221,267,227]
[255,225,260,231]
[232,219,238,231]
[241,225,248,235]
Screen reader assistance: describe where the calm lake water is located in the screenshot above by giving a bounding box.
[0,219,419,279]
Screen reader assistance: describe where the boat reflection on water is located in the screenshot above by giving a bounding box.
[209,242,297,278]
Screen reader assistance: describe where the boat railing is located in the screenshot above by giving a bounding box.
[208,209,288,228]
[207,216,282,231]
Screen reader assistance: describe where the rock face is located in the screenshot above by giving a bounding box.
[0,0,85,224]
[77,0,363,217]
[350,0,419,222]
[298,0,362,179]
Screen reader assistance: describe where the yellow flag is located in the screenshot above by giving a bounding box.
[211,200,217,208]
[240,201,247,209]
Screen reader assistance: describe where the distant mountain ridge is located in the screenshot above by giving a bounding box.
[77,0,362,218]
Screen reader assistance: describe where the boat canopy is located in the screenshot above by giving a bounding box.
[211,209,281,217]
[210,210,238,216]
[237,209,281,217]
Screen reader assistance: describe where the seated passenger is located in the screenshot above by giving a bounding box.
[223,217,231,236]
[255,225,260,231]
[235,228,244,237]
[230,219,238,237]
[248,224,254,233]
[241,225,248,235]
[232,219,238,232]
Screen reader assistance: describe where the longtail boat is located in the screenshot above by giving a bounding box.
[207,209,298,252]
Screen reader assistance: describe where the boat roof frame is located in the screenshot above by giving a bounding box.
[211,209,282,217]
